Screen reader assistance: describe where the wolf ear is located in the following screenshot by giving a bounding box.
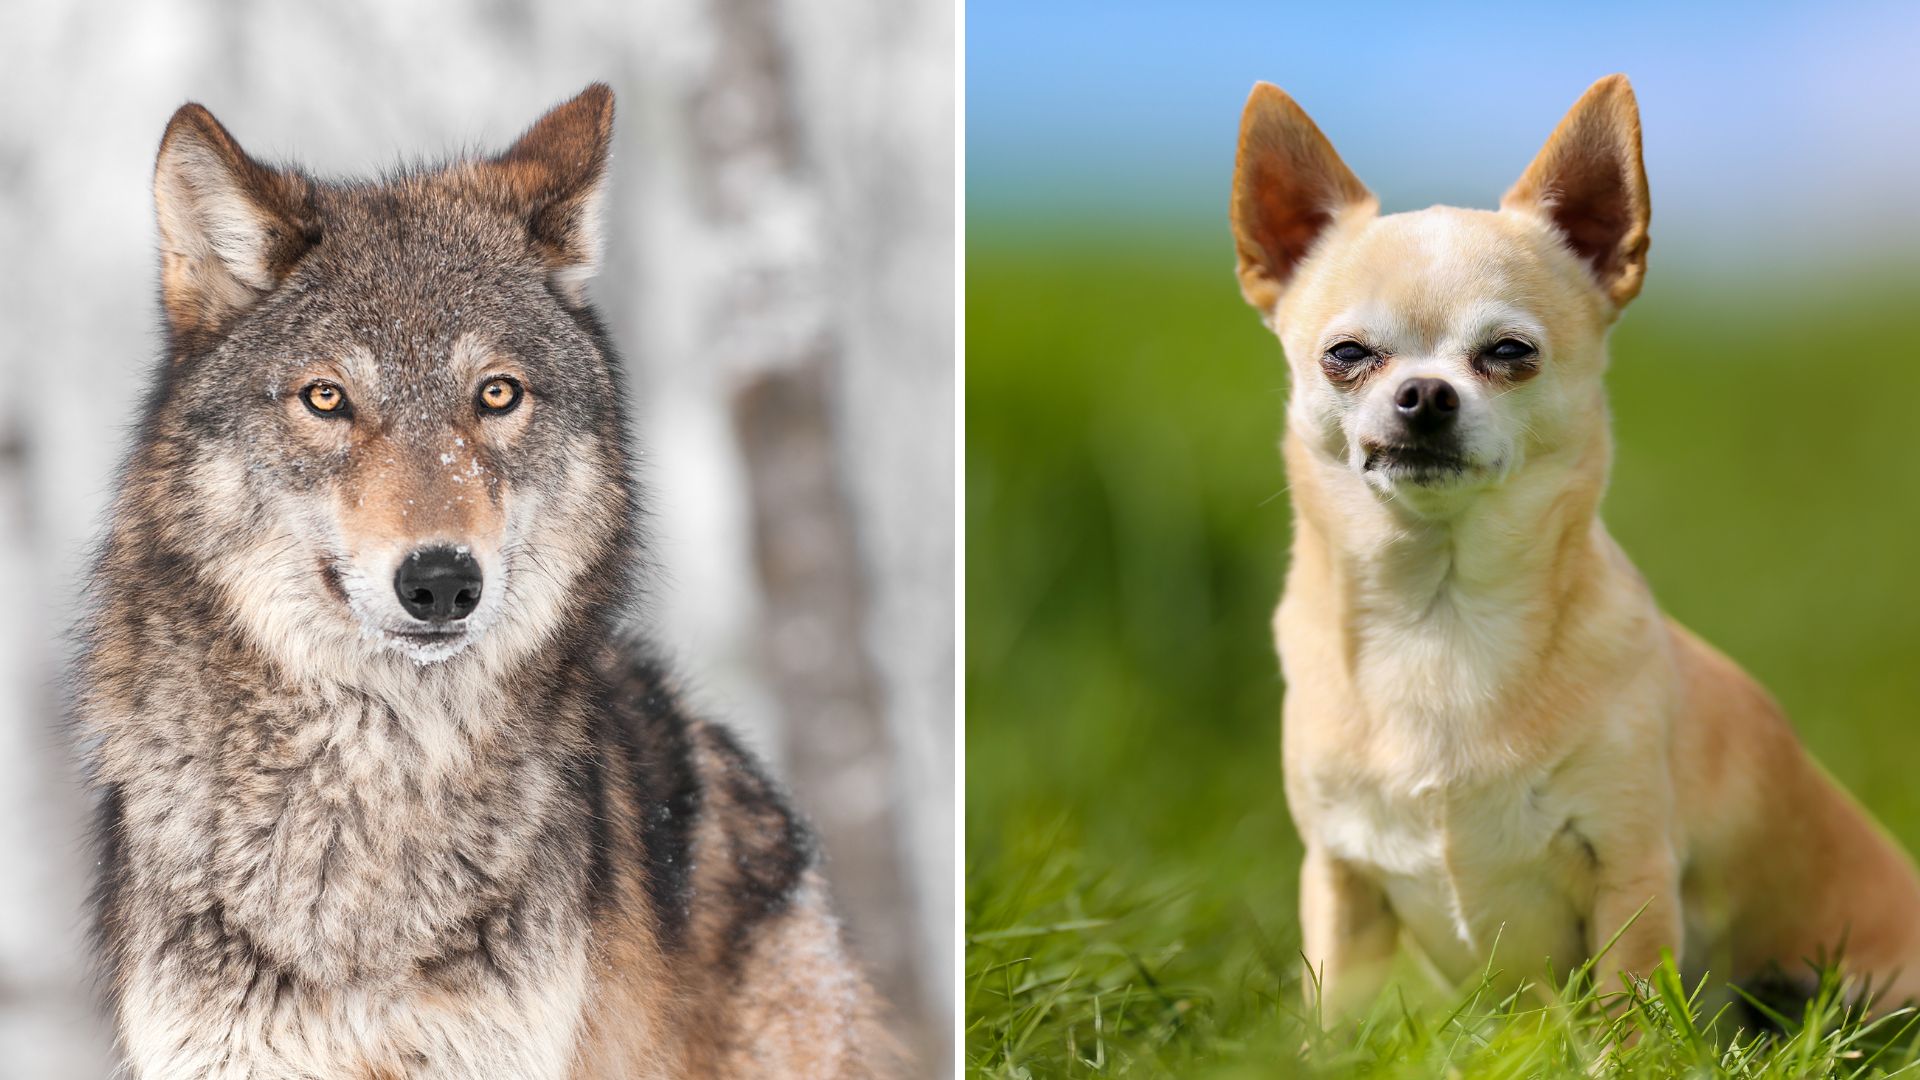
[1502,74,1650,309]
[1230,83,1374,315]
[154,105,318,348]
[493,83,614,303]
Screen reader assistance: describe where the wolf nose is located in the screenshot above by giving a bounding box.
[1393,377,1460,434]
[394,547,483,623]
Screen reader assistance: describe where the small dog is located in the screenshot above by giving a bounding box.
[77,85,887,1077]
[1229,75,1920,1018]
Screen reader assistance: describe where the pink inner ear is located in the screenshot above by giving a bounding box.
[1544,159,1634,283]
[1243,160,1340,286]
[1503,76,1648,305]
[1233,113,1370,303]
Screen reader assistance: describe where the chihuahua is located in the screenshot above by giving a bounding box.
[1229,74,1920,1018]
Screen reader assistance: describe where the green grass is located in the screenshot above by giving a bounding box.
[968,838,1920,1078]
[964,223,1920,1077]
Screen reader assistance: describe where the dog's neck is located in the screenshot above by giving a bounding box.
[1292,429,1607,599]
[1281,425,1625,734]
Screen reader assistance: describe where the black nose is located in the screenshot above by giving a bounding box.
[1393,377,1460,434]
[394,547,482,623]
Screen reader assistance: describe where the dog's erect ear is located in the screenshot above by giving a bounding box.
[154,104,318,349]
[492,83,614,303]
[1503,74,1650,309]
[1230,83,1374,314]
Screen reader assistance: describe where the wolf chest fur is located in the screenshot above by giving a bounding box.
[77,85,888,1078]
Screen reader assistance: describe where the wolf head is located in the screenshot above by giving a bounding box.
[1230,76,1649,521]
[128,85,633,675]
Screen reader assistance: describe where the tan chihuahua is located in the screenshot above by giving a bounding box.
[1230,74,1920,1018]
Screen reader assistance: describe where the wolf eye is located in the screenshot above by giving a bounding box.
[1484,339,1538,363]
[302,381,350,417]
[477,376,523,414]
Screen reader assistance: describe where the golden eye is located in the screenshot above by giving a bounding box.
[478,376,523,414]
[303,381,349,416]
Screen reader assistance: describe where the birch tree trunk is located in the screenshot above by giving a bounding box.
[679,0,944,1063]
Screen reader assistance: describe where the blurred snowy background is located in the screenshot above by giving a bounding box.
[0,0,954,1074]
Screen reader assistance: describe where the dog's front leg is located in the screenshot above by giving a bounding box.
[1298,845,1398,1022]
[1586,845,1683,1000]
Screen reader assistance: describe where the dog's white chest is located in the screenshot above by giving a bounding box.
[1309,765,1594,983]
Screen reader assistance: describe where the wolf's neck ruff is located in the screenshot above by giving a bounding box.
[89,529,608,975]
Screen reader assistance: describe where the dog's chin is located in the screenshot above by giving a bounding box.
[1359,443,1494,492]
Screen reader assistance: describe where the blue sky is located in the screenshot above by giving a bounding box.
[967,1,1920,262]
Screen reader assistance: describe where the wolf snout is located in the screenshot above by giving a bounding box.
[1393,377,1459,435]
[394,547,483,623]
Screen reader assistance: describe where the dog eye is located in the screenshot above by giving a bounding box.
[476,376,524,414]
[302,381,350,417]
[1321,341,1378,383]
[1484,339,1538,363]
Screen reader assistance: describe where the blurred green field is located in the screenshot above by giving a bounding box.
[964,223,1920,1076]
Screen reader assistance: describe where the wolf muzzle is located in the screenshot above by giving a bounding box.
[394,546,483,623]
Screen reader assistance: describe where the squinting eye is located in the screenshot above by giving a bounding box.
[302,381,349,417]
[1321,341,1379,383]
[1485,338,1538,362]
[477,376,523,414]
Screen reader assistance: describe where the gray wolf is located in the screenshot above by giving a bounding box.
[78,84,889,1077]
[1228,74,1920,1017]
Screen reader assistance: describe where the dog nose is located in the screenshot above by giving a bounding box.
[1393,377,1460,433]
[394,547,482,622]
